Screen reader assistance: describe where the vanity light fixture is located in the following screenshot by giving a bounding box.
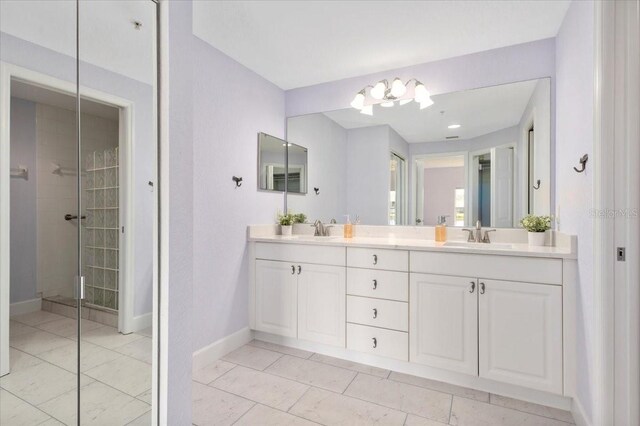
[350,78,433,115]
[448,124,461,129]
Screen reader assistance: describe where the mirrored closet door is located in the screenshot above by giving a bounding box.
[1,1,158,424]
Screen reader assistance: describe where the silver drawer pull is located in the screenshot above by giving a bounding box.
[291,265,295,274]
[372,337,377,348]
[372,279,378,290]
[373,254,378,265]
[480,282,485,294]
[373,308,378,319]
[297,265,302,275]
[469,282,475,293]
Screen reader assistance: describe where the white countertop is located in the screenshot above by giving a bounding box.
[248,234,576,259]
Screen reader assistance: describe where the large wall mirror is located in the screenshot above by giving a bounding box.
[286,78,551,228]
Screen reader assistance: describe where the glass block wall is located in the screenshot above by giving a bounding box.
[83,147,119,310]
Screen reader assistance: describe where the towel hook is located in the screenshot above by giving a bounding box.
[573,154,588,173]
[532,179,541,190]
[313,187,320,195]
[232,176,243,188]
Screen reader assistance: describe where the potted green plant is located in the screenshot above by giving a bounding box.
[292,213,307,224]
[520,215,551,246]
[277,213,294,236]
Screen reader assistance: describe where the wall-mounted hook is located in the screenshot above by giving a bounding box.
[314,187,320,195]
[532,179,541,190]
[573,154,588,173]
[232,176,243,188]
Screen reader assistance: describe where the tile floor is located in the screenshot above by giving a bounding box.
[192,340,576,426]
[1,310,152,425]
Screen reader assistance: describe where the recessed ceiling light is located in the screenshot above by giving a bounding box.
[448,124,461,129]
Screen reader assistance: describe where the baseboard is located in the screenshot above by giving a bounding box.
[192,327,253,372]
[571,396,591,426]
[131,312,152,332]
[10,298,41,316]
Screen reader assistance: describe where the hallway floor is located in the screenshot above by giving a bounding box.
[1,310,152,425]
[193,340,576,426]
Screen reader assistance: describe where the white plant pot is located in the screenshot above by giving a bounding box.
[528,231,546,246]
[280,225,292,236]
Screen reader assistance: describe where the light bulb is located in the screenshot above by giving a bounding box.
[448,124,461,129]
[360,105,373,116]
[350,91,365,110]
[399,99,413,106]
[390,78,406,97]
[419,98,434,109]
[381,101,394,107]
[370,81,386,100]
[414,82,430,102]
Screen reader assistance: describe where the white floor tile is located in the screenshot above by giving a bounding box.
[36,317,102,338]
[136,388,153,405]
[450,396,572,426]
[221,344,283,371]
[38,340,123,373]
[310,353,391,378]
[192,382,254,426]
[489,394,575,424]
[126,410,152,426]
[10,330,74,355]
[9,348,43,372]
[38,381,150,425]
[289,387,407,426]
[248,340,314,359]
[388,372,490,402]
[0,389,52,426]
[84,356,151,397]
[265,354,357,393]
[0,362,93,406]
[235,404,316,426]
[10,320,39,337]
[193,360,236,384]
[82,326,145,350]
[404,414,449,425]
[11,311,66,327]
[211,365,309,411]
[344,373,452,423]
[114,336,153,364]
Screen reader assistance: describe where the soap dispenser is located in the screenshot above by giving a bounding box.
[343,215,353,239]
[435,215,449,242]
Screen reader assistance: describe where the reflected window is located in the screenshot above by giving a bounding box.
[454,188,465,226]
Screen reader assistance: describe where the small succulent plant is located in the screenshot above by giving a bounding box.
[520,215,551,232]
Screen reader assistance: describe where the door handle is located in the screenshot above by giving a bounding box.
[291,265,295,274]
[372,337,377,348]
[372,279,378,290]
[373,254,378,265]
[297,265,301,275]
[479,282,485,294]
[373,308,378,319]
[64,214,86,221]
[469,282,476,293]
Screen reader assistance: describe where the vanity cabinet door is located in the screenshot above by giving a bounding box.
[297,263,346,347]
[255,260,298,338]
[478,279,562,394]
[410,273,478,375]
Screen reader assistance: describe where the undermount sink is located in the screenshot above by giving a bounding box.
[290,235,340,241]
[443,241,513,250]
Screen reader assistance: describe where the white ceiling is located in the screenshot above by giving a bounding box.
[0,0,155,84]
[12,80,119,120]
[323,79,540,143]
[193,1,570,90]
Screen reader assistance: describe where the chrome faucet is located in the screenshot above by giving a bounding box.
[311,220,333,236]
[462,220,496,243]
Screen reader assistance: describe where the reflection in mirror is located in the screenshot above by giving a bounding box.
[287,78,551,228]
[258,132,286,192]
[287,143,308,195]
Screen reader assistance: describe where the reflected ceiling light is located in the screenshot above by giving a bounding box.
[448,124,461,129]
[349,78,434,116]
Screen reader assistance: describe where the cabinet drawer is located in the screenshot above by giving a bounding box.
[347,268,408,301]
[347,247,408,271]
[255,242,345,266]
[347,323,408,361]
[347,296,408,332]
[410,251,562,285]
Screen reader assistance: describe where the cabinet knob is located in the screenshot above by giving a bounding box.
[469,282,476,293]
[291,265,295,274]
[373,308,378,319]
[480,282,485,294]
[373,254,378,265]
[372,337,377,348]
[297,265,302,275]
[372,279,378,290]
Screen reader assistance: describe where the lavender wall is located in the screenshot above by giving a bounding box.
[9,98,38,304]
[555,0,595,420]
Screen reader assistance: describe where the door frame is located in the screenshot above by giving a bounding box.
[0,62,140,375]
[593,1,640,425]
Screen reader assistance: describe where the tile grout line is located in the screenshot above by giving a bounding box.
[0,386,69,426]
[341,370,360,395]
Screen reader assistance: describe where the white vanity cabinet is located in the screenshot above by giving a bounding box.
[255,260,298,338]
